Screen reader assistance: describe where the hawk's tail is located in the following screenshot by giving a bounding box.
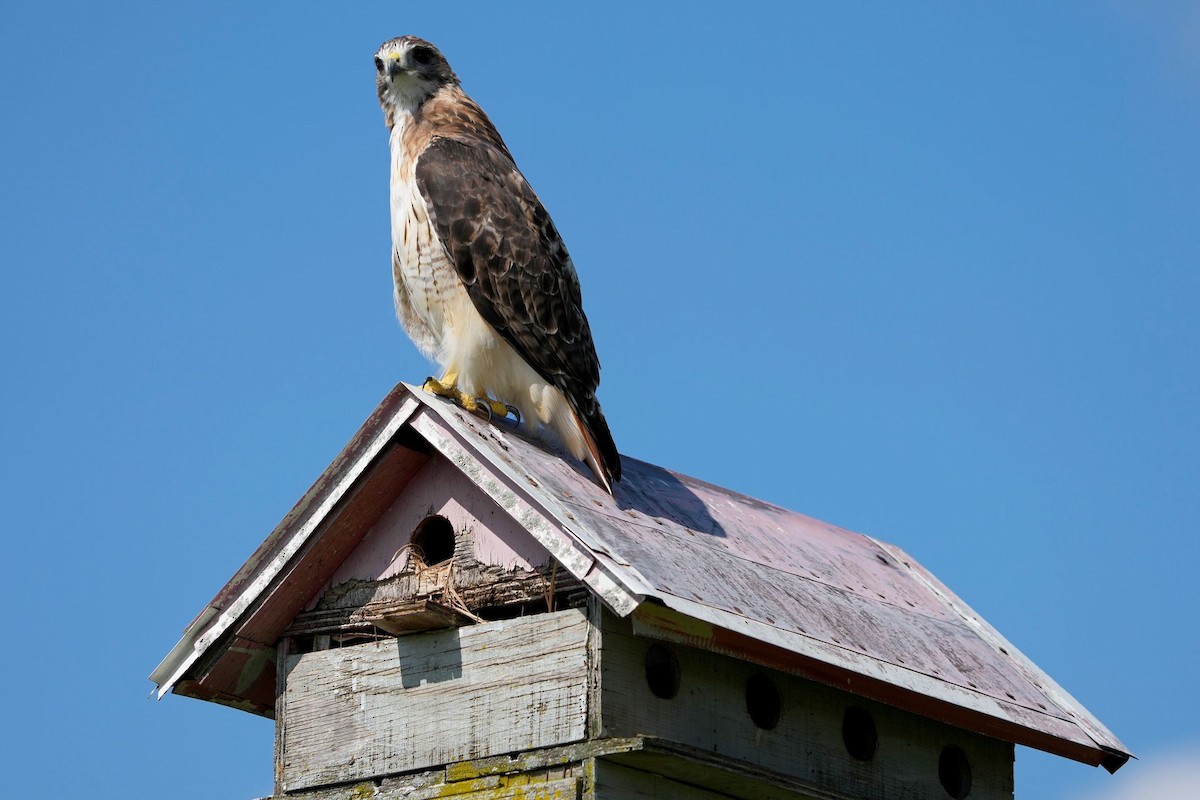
[570,399,621,495]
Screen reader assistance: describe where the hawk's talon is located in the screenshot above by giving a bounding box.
[421,377,516,425]
[422,376,454,399]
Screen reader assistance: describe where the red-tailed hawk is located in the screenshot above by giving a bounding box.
[374,36,620,493]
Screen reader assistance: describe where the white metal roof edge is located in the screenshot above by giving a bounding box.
[870,537,1130,757]
[653,592,1014,713]
[406,396,649,616]
[645,591,1115,758]
[148,605,218,691]
[404,386,629,556]
[148,395,422,698]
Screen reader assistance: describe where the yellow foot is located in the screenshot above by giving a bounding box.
[422,377,519,422]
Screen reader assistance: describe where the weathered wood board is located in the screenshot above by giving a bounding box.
[281,608,590,790]
[598,614,1014,800]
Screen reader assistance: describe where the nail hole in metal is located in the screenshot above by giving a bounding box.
[745,674,781,730]
[644,644,680,699]
[842,706,877,761]
[411,514,455,565]
[939,745,972,799]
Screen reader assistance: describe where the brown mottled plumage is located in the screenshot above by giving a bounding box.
[375,36,620,492]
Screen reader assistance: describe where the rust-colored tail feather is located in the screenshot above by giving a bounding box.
[569,400,621,494]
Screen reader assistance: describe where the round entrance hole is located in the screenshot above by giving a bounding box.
[644,644,680,699]
[745,674,781,730]
[411,514,456,565]
[938,744,972,799]
[842,706,878,761]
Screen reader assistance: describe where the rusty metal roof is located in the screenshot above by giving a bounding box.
[151,382,1130,772]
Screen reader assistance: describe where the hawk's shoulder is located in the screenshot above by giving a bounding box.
[415,88,513,160]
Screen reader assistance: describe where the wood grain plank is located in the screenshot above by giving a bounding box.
[282,609,590,790]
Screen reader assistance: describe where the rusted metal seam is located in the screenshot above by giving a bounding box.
[150,395,421,698]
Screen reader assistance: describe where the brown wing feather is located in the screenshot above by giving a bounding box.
[415,136,620,484]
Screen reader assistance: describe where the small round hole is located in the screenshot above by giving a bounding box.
[938,744,972,799]
[745,674,781,730]
[842,706,877,761]
[411,514,456,565]
[644,644,680,699]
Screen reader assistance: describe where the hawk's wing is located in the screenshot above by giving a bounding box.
[415,137,620,481]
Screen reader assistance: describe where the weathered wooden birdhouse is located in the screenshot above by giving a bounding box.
[152,384,1129,799]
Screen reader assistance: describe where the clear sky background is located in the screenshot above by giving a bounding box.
[2,3,1196,798]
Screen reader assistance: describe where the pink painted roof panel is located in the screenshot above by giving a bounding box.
[412,385,1129,769]
[152,382,1129,773]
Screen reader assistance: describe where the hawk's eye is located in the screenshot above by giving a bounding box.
[411,46,434,66]
[373,56,384,72]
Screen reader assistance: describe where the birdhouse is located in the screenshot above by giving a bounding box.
[151,383,1129,799]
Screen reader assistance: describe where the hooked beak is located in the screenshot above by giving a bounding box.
[384,56,405,78]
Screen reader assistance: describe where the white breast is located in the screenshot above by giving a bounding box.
[388,118,474,363]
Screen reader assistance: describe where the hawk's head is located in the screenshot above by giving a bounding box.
[375,36,457,124]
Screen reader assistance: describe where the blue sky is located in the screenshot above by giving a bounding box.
[2,3,1196,798]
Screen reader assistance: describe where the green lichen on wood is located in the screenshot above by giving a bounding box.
[435,777,579,799]
[445,738,640,783]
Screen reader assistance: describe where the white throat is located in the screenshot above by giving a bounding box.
[382,76,435,125]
